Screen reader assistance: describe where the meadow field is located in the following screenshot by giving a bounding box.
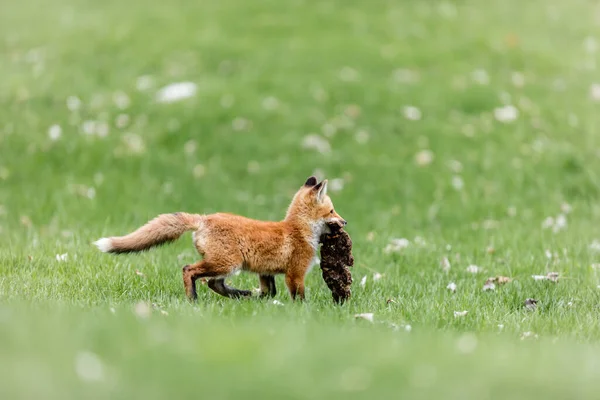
[3,0,600,398]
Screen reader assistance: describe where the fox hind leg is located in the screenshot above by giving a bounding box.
[207,278,252,299]
[259,275,277,298]
[182,260,236,301]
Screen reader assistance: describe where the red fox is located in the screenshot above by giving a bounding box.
[93,176,346,301]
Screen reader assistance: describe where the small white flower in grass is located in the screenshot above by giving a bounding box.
[542,217,554,229]
[75,351,104,382]
[511,72,525,88]
[66,95,82,111]
[48,124,62,141]
[451,176,464,190]
[321,123,336,137]
[521,331,538,340]
[404,324,412,332]
[134,301,151,319]
[494,105,518,123]
[591,84,600,101]
[466,265,480,273]
[584,36,597,53]
[392,68,420,84]
[359,275,367,287]
[56,253,68,262]
[122,133,145,154]
[82,120,96,135]
[184,140,197,155]
[339,67,359,82]
[438,2,457,18]
[546,272,560,282]
[112,91,130,109]
[220,94,235,108]
[403,106,422,121]
[115,114,130,129]
[373,272,383,281]
[155,82,197,103]
[471,69,489,85]
[498,324,504,330]
[553,214,567,233]
[247,161,260,174]
[590,240,600,252]
[454,310,468,318]
[232,117,250,131]
[447,282,457,292]
[329,178,344,192]
[135,270,145,277]
[95,122,109,138]
[414,149,433,166]
[482,281,495,291]
[568,113,579,127]
[441,257,451,272]
[262,96,279,111]
[302,134,331,154]
[272,300,284,306]
[448,159,463,173]
[456,333,478,354]
[354,313,374,322]
[354,130,369,144]
[136,75,154,91]
[532,275,546,281]
[384,238,410,253]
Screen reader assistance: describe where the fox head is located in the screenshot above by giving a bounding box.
[285,176,347,229]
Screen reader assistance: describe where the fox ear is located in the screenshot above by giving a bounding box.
[313,179,328,203]
[304,176,318,187]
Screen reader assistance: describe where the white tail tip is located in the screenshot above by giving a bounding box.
[94,238,113,253]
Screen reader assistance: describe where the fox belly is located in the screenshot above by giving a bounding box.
[192,215,299,275]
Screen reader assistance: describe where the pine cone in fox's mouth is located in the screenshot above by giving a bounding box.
[318,221,354,304]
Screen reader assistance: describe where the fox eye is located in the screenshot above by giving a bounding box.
[330,209,334,214]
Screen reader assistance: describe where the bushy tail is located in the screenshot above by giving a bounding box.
[94,212,202,254]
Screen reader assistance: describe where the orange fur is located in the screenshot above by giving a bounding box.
[94,176,346,301]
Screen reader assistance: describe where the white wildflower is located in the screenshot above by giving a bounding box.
[75,351,104,382]
[441,257,451,272]
[471,69,489,85]
[415,149,433,166]
[360,275,367,287]
[155,82,197,103]
[66,96,82,111]
[384,238,410,253]
[493,105,518,123]
[403,106,422,121]
[466,265,480,273]
[302,134,331,154]
[354,313,374,322]
[48,124,62,141]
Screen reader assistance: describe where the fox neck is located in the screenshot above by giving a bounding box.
[284,216,328,251]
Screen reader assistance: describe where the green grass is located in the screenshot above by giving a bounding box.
[3,0,600,398]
